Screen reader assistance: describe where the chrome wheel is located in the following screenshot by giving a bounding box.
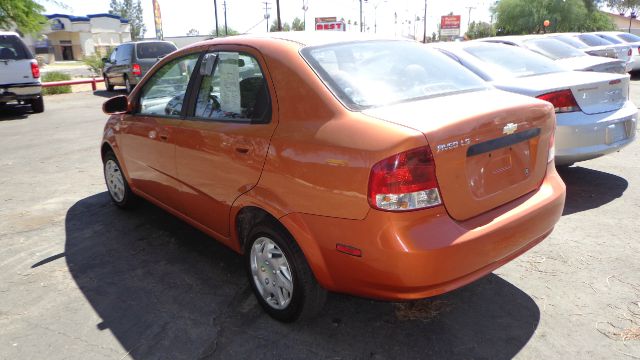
[105,159,125,202]
[250,237,294,310]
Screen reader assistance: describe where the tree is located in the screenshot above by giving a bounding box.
[493,0,615,35]
[270,19,290,32]
[291,17,304,31]
[607,0,640,14]
[186,28,199,36]
[465,21,496,40]
[209,27,239,36]
[0,0,47,34]
[109,0,146,40]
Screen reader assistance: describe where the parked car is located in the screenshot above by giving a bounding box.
[102,40,177,93]
[573,33,633,70]
[432,42,637,166]
[593,31,640,72]
[478,35,626,74]
[0,31,43,113]
[101,33,565,322]
[548,33,618,59]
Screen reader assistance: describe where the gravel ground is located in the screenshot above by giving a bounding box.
[0,87,639,359]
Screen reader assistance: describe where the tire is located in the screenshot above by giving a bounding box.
[124,76,133,93]
[246,221,327,322]
[103,151,136,208]
[30,96,44,113]
[104,74,114,91]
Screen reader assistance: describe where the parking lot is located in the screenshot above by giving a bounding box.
[0,84,639,359]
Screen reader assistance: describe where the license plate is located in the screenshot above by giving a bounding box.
[607,121,628,144]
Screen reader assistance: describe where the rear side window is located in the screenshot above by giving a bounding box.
[523,38,585,60]
[553,36,588,49]
[464,44,564,79]
[618,33,640,42]
[301,40,488,110]
[194,52,271,123]
[136,42,177,59]
[597,34,623,44]
[577,34,612,46]
[115,44,132,63]
[0,35,31,60]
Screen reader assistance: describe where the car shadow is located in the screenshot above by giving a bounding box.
[61,193,540,359]
[0,104,31,121]
[557,165,628,216]
[93,89,127,98]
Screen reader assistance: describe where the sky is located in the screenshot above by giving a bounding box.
[45,0,495,39]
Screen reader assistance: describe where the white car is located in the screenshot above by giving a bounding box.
[478,35,626,74]
[572,33,633,71]
[432,42,637,166]
[593,31,640,71]
[0,31,43,113]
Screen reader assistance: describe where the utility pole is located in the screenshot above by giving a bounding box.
[223,1,228,35]
[276,0,282,31]
[466,6,475,28]
[422,0,427,43]
[302,0,308,31]
[214,0,219,37]
[263,1,271,32]
[360,0,363,32]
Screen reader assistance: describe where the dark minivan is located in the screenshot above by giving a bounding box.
[103,40,177,93]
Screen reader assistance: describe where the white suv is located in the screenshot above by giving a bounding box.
[0,31,43,113]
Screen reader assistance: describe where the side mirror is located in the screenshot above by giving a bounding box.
[103,95,129,114]
[200,53,217,76]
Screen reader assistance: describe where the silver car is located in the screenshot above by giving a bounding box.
[593,31,640,71]
[432,42,637,166]
[478,35,626,74]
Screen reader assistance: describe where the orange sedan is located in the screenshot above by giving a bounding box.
[101,33,566,322]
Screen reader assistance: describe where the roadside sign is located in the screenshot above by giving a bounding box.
[440,15,461,36]
[315,21,346,31]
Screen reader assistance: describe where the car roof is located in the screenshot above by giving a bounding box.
[187,32,408,49]
[0,31,20,37]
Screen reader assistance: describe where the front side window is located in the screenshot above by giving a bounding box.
[301,40,488,110]
[115,44,131,62]
[138,53,200,117]
[194,52,270,122]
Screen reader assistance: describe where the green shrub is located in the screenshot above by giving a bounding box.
[42,72,71,95]
[82,54,104,77]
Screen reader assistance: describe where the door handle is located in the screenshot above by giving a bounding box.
[235,147,250,154]
[159,134,168,141]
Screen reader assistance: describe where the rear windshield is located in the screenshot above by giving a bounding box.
[577,34,612,46]
[301,40,488,109]
[553,35,588,49]
[464,44,564,79]
[0,35,31,60]
[524,38,585,59]
[596,34,623,44]
[136,42,177,59]
[618,33,640,42]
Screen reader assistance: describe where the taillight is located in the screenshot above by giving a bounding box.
[548,127,555,163]
[537,89,581,113]
[132,63,141,76]
[628,48,633,57]
[368,146,442,212]
[31,60,40,79]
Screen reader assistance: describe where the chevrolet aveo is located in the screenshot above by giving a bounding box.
[101,33,566,322]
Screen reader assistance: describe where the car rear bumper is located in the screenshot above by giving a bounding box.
[0,82,41,102]
[555,101,637,165]
[281,163,565,301]
[631,54,640,71]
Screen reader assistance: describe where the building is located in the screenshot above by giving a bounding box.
[23,13,132,62]
[602,11,640,35]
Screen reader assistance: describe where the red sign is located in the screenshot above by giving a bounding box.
[440,15,461,29]
[315,21,345,31]
[315,17,337,24]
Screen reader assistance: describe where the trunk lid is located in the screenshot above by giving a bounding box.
[363,89,555,221]
[0,34,36,85]
[555,56,626,74]
[493,71,629,115]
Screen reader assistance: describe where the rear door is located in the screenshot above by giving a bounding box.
[113,44,133,85]
[0,34,35,85]
[135,42,178,77]
[173,46,277,237]
[118,52,201,210]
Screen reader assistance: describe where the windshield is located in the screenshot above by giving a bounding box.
[524,38,585,59]
[0,35,31,60]
[553,35,588,49]
[464,44,564,79]
[136,42,177,59]
[577,34,612,46]
[301,41,488,109]
[618,33,640,42]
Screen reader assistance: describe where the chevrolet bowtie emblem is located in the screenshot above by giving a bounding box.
[503,123,518,135]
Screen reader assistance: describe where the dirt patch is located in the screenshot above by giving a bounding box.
[394,299,452,321]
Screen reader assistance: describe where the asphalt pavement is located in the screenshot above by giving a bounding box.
[0,87,639,359]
